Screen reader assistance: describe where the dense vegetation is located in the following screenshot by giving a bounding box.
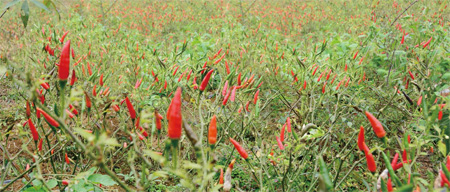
[0,0,449,191]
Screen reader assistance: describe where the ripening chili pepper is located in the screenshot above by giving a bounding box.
[439,110,443,120]
[92,85,97,96]
[85,92,92,109]
[280,123,286,142]
[387,178,393,192]
[391,153,399,168]
[312,66,319,76]
[230,86,237,102]
[276,136,284,150]
[345,63,348,72]
[125,97,136,120]
[58,40,71,82]
[222,81,229,96]
[357,126,366,151]
[208,115,217,145]
[70,69,77,86]
[71,48,75,59]
[417,96,422,106]
[40,80,50,90]
[253,89,260,104]
[229,138,248,159]
[69,104,78,116]
[353,51,359,60]
[423,37,432,48]
[237,73,242,85]
[37,108,59,127]
[219,168,224,184]
[322,81,327,94]
[66,109,74,118]
[402,149,408,163]
[408,71,415,80]
[99,73,104,86]
[286,117,292,132]
[365,151,376,172]
[441,170,450,187]
[38,138,43,151]
[303,80,307,89]
[168,87,182,139]
[26,101,31,118]
[223,89,231,106]
[245,101,251,112]
[172,66,179,76]
[28,118,39,141]
[408,135,411,144]
[60,31,69,43]
[365,111,386,138]
[112,105,120,112]
[199,69,214,91]
[401,34,405,44]
[225,62,230,74]
[65,153,70,164]
[62,180,69,186]
[155,111,163,131]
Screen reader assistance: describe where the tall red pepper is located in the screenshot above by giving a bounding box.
[125,97,136,120]
[168,87,182,139]
[253,89,260,104]
[365,111,386,138]
[200,69,214,91]
[37,108,60,127]
[229,138,248,160]
[365,152,376,172]
[208,115,217,145]
[28,118,39,141]
[58,40,71,82]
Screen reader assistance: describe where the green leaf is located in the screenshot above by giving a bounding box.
[30,0,49,12]
[20,0,29,28]
[87,174,117,186]
[3,0,20,10]
[46,179,58,189]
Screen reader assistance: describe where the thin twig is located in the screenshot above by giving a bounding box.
[390,0,419,26]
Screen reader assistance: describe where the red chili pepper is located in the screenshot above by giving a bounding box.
[286,117,292,133]
[401,34,405,45]
[62,180,69,186]
[365,151,376,172]
[38,138,43,151]
[85,92,92,109]
[276,136,284,150]
[99,73,104,86]
[26,101,31,118]
[222,89,231,106]
[58,40,71,81]
[387,178,393,192]
[168,87,182,139]
[322,81,327,94]
[112,105,120,112]
[230,86,237,102]
[92,85,97,96]
[423,37,432,48]
[155,111,163,131]
[70,70,77,86]
[417,96,422,106]
[391,153,399,168]
[65,153,70,164]
[69,104,78,116]
[441,170,450,187]
[253,89,260,104]
[222,81,229,97]
[208,115,217,145]
[245,101,250,112]
[439,110,443,120]
[237,73,242,85]
[219,168,224,184]
[280,123,286,142]
[28,118,39,141]
[312,66,318,76]
[353,51,359,60]
[365,111,386,138]
[37,108,60,127]
[65,109,74,118]
[60,31,69,43]
[303,80,307,89]
[125,97,136,119]
[357,126,366,151]
[408,71,415,80]
[407,135,411,144]
[200,69,214,91]
[229,138,248,159]
[402,149,408,163]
